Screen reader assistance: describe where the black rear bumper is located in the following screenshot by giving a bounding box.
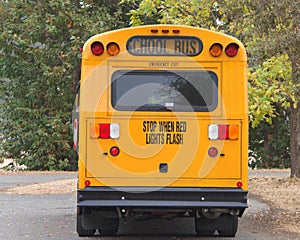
[77,187,248,215]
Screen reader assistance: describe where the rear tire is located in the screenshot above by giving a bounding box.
[100,228,118,236]
[195,213,238,237]
[195,215,216,236]
[218,215,238,237]
[77,215,96,237]
[195,229,215,236]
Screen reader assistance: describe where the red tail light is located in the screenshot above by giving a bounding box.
[91,41,104,56]
[218,125,229,140]
[100,123,110,139]
[225,43,239,57]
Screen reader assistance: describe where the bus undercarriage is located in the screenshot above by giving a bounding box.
[77,186,248,237]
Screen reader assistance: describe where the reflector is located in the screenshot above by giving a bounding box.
[208,147,218,157]
[84,180,91,187]
[73,119,78,149]
[110,146,120,156]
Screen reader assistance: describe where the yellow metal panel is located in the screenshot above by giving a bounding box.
[77,25,248,191]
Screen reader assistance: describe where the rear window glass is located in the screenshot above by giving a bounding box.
[111,70,218,112]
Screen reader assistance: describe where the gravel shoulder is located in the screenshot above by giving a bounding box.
[248,175,300,235]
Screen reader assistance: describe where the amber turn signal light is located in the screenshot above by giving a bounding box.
[107,42,120,56]
[209,43,223,57]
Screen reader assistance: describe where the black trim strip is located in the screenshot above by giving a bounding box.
[77,187,248,209]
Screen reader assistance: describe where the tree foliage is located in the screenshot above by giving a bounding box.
[1,0,299,174]
[248,54,296,127]
[249,112,290,169]
[0,0,131,170]
[122,0,300,175]
[241,0,299,175]
[124,0,227,30]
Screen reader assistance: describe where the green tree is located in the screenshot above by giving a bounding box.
[123,0,300,177]
[0,0,131,170]
[239,0,300,177]
[124,0,227,30]
[249,112,290,169]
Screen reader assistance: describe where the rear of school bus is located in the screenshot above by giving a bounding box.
[75,25,248,237]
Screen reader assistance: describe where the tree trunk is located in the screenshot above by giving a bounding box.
[290,102,300,177]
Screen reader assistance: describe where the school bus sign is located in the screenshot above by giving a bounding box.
[126,36,203,56]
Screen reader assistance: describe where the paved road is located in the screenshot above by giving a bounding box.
[249,169,290,178]
[0,172,76,189]
[0,171,296,240]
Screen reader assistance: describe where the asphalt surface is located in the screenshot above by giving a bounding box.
[0,170,295,240]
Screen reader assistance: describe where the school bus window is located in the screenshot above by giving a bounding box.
[111,70,218,112]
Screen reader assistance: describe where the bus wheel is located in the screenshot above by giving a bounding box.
[195,229,215,236]
[100,229,118,236]
[218,215,238,237]
[77,215,96,237]
[195,217,215,236]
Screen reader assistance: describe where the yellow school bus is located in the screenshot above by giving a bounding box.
[74,25,248,237]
